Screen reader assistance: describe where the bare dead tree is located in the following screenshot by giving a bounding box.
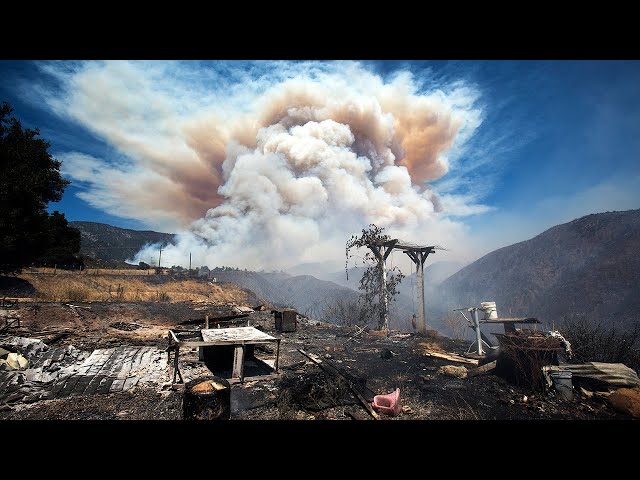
[443,311,467,340]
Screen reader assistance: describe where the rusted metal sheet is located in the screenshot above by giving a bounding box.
[561,362,640,388]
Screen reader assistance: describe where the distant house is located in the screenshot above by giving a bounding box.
[197,266,210,278]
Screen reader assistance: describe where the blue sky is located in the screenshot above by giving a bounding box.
[1,60,639,267]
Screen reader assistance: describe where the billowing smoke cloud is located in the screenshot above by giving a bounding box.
[41,61,488,269]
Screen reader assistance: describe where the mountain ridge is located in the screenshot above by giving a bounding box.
[435,209,640,333]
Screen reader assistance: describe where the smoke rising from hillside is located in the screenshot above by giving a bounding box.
[42,61,487,269]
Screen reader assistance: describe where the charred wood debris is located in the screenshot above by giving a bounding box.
[0,299,638,420]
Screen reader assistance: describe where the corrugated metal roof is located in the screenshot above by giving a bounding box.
[560,362,640,387]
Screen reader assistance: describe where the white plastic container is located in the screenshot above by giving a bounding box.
[480,301,498,320]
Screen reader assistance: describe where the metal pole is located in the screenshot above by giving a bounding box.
[416,254,426,335]
[158,248,162,268]
[473,308,484,355]
[189,252,191,271]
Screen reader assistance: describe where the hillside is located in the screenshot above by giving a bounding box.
[436,209,640,332]
[211,270,362,321]
[70,221,174,263]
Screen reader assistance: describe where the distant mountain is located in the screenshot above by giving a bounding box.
[285,261,344,277]
[435,209,640,333]
[211,269,362,321]
[70,221,174,263]
[317,266,365,290]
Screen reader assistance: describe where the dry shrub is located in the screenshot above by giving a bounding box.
[129,289,144,301]
[156,291,171,302]
[322,296,371,327]
[37,278,91,302]
[442,311,467,340]
[561,315,640,372]
[63,285,91,302]
[17,272,251,305]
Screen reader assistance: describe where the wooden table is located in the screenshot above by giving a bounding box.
[168,327,281,384]
[480,317,540,334]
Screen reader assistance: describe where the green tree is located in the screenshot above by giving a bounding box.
[36,211,82,268]
[345,224,404,330]
[0,102,80,273]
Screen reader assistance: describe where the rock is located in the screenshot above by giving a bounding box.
[438,365,468,379]
[607,387,640,419]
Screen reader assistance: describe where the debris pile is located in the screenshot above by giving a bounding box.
[277,367,358,414]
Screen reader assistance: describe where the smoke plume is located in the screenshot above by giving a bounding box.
[41,61,486,269]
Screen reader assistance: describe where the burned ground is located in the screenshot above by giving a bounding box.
[0,300,635,420]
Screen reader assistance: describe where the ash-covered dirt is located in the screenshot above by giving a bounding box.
[0,388,182,420]
[0,301,634,420]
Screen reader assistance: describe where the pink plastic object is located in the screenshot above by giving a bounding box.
[372,388,401,416]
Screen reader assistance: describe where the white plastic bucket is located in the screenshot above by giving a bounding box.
[549,370,573,401]
[480,301,498,320]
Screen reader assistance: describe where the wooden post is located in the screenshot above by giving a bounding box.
[173,346,180,384]
[232,345,245,382]
[405,249,431,335]
[275,339,281,372]
[415,252,426,335]
[379,249,388,333]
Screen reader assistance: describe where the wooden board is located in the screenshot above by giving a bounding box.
[422,350,479,365]
[201,326,277,344]
[481,317,540,324]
